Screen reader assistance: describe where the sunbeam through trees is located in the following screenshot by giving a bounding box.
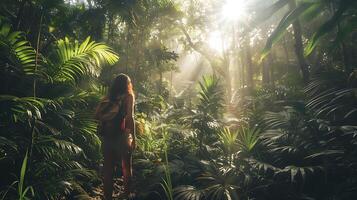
[0,0,357,199]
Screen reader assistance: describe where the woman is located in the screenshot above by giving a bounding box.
[96,74,136,200]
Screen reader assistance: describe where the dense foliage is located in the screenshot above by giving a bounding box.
[0,0,356,200]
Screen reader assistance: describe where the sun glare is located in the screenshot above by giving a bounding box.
[207,0,248,52]
[208,31,225,53]
[221,0,247,21]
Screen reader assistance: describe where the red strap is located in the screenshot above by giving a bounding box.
[121,118,126,130]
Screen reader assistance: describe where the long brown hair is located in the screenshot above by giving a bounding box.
[108,73,134,101]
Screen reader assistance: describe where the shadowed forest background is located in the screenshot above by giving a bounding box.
[0,0,357,199]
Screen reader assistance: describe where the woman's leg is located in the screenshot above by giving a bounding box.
[103,148,115,200]
[122,151,132,194]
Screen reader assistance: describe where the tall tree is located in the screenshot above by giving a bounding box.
[288,0,309,83]
[259,0,357,83]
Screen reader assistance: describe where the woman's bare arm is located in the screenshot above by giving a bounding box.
[125,94,136,148]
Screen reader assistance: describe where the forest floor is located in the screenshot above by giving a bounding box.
[91,178,126,200]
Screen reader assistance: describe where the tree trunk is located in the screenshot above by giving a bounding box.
[106,13,114,45]
[235,56,241,89]
[262,58,270,85]
[282,36,290,73]
[245,39,254,89]
[14,0,27,30]
[87,0,93,8]
[289,0,309,83]
[268,53,275,86]
[239,50,245,88]
[125,25,131,73]
[222,50,232,103]
[333,1,351,73]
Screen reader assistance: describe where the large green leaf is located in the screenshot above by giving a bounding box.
[0,95,57,122]
[197,75,223,117]
[305,70,357,120]
[174,185,204,200]
[254,0,289,23]
[53,37,119,83]
[304,0,351,56]
[261,2,320,59]
[0,21,48,80]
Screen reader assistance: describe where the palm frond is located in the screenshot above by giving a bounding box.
[278,165,322,183]
[247,158,279,173]
[217,128,238,156]
[0,95,58,123]
[174,185,205,200]
[253,0,289,23]
[35,136,83,157]
[261,2,320,59]
[305,149,344,160]
[197,75,224,117]
[52,37,119,83]
[0,20,48,80]
[304,0,356,56]
[236,126,259,154]
[305,70,357,121]
[197,165,240,200]
[31,165,95,199]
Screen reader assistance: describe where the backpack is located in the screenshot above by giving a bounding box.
[95,96,126,136]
